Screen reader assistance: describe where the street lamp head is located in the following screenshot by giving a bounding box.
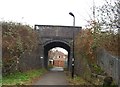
[69,12,74,17]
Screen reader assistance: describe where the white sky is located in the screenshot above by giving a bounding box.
[0,0,106,27]
[0,0,108,54]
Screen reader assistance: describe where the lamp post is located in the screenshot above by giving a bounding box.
[69,12,75,26]
[69,12,75,79]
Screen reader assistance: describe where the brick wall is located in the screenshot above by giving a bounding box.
[54,60,65,67]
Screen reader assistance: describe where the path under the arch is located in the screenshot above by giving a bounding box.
[34,67,69,85]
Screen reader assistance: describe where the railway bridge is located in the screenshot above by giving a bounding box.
[34,25,82,70]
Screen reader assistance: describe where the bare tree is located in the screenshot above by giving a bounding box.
[97,0,119,33]
[116,0,120,33]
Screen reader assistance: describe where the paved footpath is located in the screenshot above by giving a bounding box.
[34,67,69,85]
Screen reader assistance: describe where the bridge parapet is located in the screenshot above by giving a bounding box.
[35,25,81,39]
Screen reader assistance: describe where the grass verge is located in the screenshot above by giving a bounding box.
[67,76,91,85]
[2,68,47,85]
[65,71,91,85]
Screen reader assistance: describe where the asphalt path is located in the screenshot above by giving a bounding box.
[34,67,68,85]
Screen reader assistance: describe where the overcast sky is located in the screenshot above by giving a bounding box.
[0,0,108,54]
[51,47,68,55]
[0,0,106,27]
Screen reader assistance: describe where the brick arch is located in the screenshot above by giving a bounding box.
[43,40,71,49]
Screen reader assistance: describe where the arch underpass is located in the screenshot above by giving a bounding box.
[34,25,81,71]
[44,40,70,69]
